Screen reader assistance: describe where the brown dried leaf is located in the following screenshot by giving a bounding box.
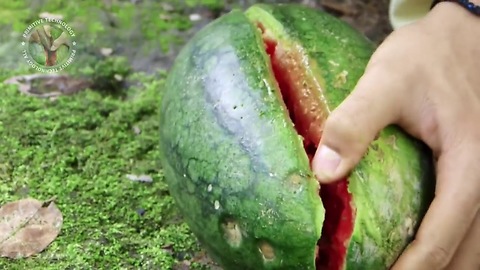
[4,74,92,98]
[0,198,63,259]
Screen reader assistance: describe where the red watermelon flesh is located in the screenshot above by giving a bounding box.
[259,23,355,270]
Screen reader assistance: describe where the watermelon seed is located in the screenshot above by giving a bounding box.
[207,184,213,192]
[214,200,220,210]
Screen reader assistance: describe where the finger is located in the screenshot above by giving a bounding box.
[312,65,404,183]
[392,145,480,270]
[446,210,480,270]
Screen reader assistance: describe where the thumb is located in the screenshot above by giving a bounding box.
[312,67,403,183]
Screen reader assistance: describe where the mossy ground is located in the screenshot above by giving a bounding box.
[0,0,225,268]
[0,69,214,269]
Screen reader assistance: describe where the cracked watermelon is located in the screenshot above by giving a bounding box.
[159,4,435,270]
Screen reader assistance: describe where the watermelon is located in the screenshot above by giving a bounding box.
[159,4,435,270]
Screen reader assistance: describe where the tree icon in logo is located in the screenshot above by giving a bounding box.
[28,24,71,67]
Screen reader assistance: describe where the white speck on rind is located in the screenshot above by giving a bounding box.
[269,172,274,177]
[222,221,242,247]
[183,174,187,178]
[214,200,220,210]
[334,70,349,87]
[263,78,273,96]
[404,217,414,237]
[258,242,275,262]
[207,184,212,192]
[362,237,379,258]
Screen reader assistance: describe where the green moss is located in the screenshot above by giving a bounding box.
[0,71,206,269]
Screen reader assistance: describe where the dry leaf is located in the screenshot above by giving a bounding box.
[4,74,92,98]
[0,198,63,259]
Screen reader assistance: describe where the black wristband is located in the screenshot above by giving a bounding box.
[431,0,480,15]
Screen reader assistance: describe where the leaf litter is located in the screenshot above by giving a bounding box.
[4,74,92,98]
[0,197,63,259]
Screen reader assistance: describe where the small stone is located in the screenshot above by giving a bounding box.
[132,126,141,135]
[100,47,113,56]
[136,208,146,216]
[189,14,202,22]
[126,174,153,183]
[114,74,123,81]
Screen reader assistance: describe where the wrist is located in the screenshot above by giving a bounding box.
[422,0,480,50]
[430,1,480,24]
[433,0,480,12]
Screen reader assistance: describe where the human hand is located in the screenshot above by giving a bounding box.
[311,2,480,269]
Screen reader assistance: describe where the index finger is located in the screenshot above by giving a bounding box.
[392,145,480,270]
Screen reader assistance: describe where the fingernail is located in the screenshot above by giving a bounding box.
[313,145,341,179]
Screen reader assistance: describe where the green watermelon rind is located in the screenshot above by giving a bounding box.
[246,4,435,269]
[160,4,434,270]
[160,8,323,270]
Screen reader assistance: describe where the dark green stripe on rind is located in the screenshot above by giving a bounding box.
[246,4,435,269]
[160,10,323,270]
